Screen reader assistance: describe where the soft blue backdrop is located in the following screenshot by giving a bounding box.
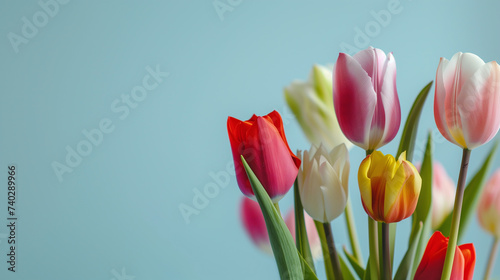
[0,1,499,279]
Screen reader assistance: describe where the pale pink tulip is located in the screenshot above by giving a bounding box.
[430,162,456,229]
[333,46,401,151]
[478,169,500,238]
[434,52,500,149]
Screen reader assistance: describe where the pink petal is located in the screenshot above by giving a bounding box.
[435,57,459,146]
[334,53,377,149]
[240,197,270,251]
[458,62,500,149]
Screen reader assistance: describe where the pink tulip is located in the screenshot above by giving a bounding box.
[240,197,321,259]
[333,46,401,151]
[478,169,500,238]
[434,52,500,149]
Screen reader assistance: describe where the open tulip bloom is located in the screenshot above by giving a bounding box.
[225,48,500,280]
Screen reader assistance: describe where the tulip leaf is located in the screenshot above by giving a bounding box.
[241,156,304,280]
[394,221,423,280]
[409,133,433,276]
[343,246,365,279]
[437,142,498,241]
[294,179,316,273]
[338,251,356,280]
[298,252,319,280]
[396,81,433,161]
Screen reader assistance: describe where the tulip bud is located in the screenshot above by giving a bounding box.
[298,143,349,223]
[284,65,351,150]
[358,151,421,223]
[477,169,500,238]
[333,47,401,151]
[434,52,500,149]
[227,111,301,202]
[414,231,476,280]
[240,197,321,259]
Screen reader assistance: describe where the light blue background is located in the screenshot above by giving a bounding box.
[1,1,500,279]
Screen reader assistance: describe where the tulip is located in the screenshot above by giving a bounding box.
[358,151,421,223]
[298,143,349,223]
[240,197,321,259]
[434,52,500,149]
[416,161,456,229]
[414,231,476,280]
[284,65,351,150]
[478,169,500,237]
[227,111,301,202]
[333,46,401,151]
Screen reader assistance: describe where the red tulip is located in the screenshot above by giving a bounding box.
[414,231,476,280]
[227,111,301,202]
[333,47,401,151]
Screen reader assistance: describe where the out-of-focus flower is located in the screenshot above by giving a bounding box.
[358,151,421,223]
[298,144,349,223]
[227,111,301,202]
[434,52,500,149]
[478,169,500,237]
[416,161,456,229]
[240,197,321,259]
[414,231,476,280]
[284,64,351,150]
[333,46,401,151]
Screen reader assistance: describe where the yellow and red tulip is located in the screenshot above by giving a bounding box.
[333,47,401,151]
[227,111,301,202]
[434,52,500,149]
[414,231,476,280]
[358,151,421,223]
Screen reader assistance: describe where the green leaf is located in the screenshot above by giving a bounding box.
[298,252,319,280]
[396,81,433,161]
[343,246,365,279]
[409,133,433,277]
[241,156,304,280]
[338,251,357,280]
[437,142,499,240]
[394,222,423,280]
[294,179,316,273]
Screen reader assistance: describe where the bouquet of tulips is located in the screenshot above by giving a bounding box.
[226,47,500,280]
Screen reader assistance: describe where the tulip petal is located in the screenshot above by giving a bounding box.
[435,57,459,146]
[301,161,326,222]
[458,62,500,149]
[319,157,347,221]
[334,53,377,149]
[358,156,374,215]
[227,117,254,197]
[458,243,476,280]
[265,110,302,168]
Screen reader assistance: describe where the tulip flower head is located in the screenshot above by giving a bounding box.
[284,64,351,150]
[414,231,476,280]
[298,143,349,223]
[333,46,401,151]
[358,151,421,223]
[227,111,301,202]
[478,169,500,238]
[434,52,500,149]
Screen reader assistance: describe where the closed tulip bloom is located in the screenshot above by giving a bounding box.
[478,169,500,237]
[298,143,349,223]
[284,65,351,150]
[358,151,421,223]
[333,47,401,151]
[240,197,321,259]
[434,52,500,149]
[227,111,301,202]
[414,231,476,280]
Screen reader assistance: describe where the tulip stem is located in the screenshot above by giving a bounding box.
[484,237,499,280]
[441,148,471,280]
[381,223,392,280]
[323,222,344,280]
[368,217,380,279]
[345,197,364,264]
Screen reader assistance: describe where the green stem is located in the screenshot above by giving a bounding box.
[315,220,335,280]
[323,222,344,280]
[441,149,471,280]
[484,237,499,280]
[382,223,392,280]
[368,217,380,279]
[345,197,364,264]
